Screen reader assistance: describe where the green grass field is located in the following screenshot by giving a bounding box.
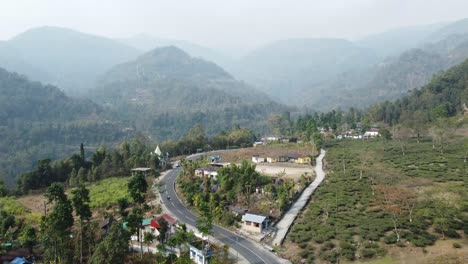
[0,196,28,215]
[86,177,130,209]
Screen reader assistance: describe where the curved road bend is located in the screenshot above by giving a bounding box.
[160,166,289,264]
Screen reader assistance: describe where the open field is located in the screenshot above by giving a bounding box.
[17,194,45,214]
[2,196,42,225]
[18,176,131,215]
[0,196,28,215]
[87,177,130,209]
[255,163,314,180]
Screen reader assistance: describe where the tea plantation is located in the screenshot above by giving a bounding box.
[285,137,467,263]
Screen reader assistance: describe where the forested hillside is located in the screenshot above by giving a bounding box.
[313,30,468,111]
[0,68,130,186]
[91,46,287,140]
[370,57,468,125]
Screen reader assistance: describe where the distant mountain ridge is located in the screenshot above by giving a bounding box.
[230,38,379,104]
[357,22,447,58]
[0,26,141,95]
[305,17,468,111]
[116,34,234,70]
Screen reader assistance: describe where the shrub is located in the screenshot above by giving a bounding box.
[445,229,461,238]
[321,241,335,251]
[299,250,310,258]
[396,241,407,247]
[340,241,356,261]
[298,242,308,249]
[360,242,387,259]
[452,243,461,249]
[320,251,338,263]
[360,248,376,259]
[384,233,398,244]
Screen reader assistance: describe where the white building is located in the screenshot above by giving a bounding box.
[364,128,380,138]
[252,155,266,163]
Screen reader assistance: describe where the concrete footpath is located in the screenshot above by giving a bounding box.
[271,149,327,246]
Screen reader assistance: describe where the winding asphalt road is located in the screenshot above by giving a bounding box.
[160,166,289,264]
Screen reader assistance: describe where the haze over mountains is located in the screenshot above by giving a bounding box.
[312,18,468,110]
[2,18,468,108]
[2,17,468,183]
[0,26,141,95]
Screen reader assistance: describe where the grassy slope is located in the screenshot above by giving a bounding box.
[86,177,130,209]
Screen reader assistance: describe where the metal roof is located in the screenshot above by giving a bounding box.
[131,167,152,172]
[242,213,267,223]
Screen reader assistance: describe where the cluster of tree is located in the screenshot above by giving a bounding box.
[161,124,256,156]
[17,136,163,193]
[35,168,148,263]
[12,165,200,263]
[0,67,134,186]
[178,159,301,227]
[369,57,468,126]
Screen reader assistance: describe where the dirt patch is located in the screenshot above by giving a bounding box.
[209,144,316,180]
[17,194,46,214]
[255,164,314,180]
[386,239,468,264]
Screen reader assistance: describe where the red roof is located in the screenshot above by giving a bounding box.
[150,213,177,229]
[150,218,160,229]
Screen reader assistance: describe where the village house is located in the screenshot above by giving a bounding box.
[265,136,280,141]
[286,153,310,164]
[189,243,213,264]
[126,213,177,242]
[364,128,380,138]
[241,213,270,234]
[228,206,248,216]
[99,216,114,238]
[253,141,264,147]
[266,155,289,163]
[297,155,312,164]
[252,155,266,163]
[131,167,152,177]
[210,162,231,168]
[194,167,220,180]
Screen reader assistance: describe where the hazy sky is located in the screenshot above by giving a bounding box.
[1,0,468,49]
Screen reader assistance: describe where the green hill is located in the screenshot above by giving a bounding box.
[370,57,468,125]
[91,46,287,140]
[0,68,130,186]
